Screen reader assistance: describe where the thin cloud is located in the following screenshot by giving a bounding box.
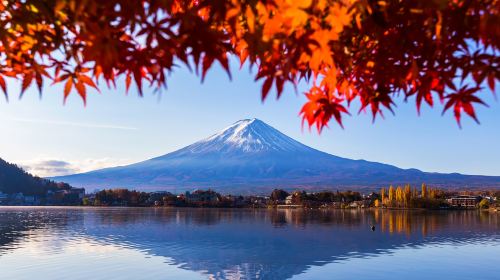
[22,160,79,177]
[7,118,137,130]
[21,158,134,177]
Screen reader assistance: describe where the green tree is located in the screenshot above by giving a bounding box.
[82,197,89,206]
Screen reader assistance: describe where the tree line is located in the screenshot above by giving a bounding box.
[377,183,453,209]
[83,185,500,209]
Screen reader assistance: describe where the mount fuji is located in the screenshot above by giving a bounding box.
[51,119,500,193]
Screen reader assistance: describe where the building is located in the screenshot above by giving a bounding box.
[484,196,497,203]
[447,195,480,208]
[349,200,370,208]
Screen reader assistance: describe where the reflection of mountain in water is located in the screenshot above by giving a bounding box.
[0,208,499,280]
[82,209,500,279]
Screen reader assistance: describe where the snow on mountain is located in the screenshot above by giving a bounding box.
[160,119,315,156]
[51,119,500,192]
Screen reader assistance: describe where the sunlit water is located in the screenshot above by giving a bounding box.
[0,207,499,280]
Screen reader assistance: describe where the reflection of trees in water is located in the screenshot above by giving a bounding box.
[86,208,367,228]
[81,208,500,239]
[89,208,269,226]
[374,210,500,237]
[270,209,364,228]
[87,208,369,228]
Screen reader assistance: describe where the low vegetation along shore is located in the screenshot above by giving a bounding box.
[2,183,499,211]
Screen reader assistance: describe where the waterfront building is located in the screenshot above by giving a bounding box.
[447,195,480,208]
[349,200,370,208]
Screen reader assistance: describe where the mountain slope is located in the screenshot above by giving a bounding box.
[0,158,72,195]
[51,119,500,192]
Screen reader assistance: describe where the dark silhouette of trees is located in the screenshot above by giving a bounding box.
[270,189,289,202]
[94,189,150,206]
[0,158,71,195]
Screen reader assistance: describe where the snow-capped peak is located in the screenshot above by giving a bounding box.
[181,118,311,154]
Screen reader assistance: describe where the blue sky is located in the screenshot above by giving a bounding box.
[0,60,499,177]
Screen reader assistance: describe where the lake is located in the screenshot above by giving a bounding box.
[0,207,499,280]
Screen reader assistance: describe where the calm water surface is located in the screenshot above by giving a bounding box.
[0,207,498,280]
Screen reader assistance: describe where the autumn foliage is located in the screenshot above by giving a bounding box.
[380,183,444,208]
[0,0,498,129]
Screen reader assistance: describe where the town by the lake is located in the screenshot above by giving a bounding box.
[1,185,499,211]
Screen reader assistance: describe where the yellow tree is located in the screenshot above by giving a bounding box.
[412,188,419,199]
[374,199,381,208]
[421,183,428,199]
[380,188,386,206]
[404,185,412,208]
[395,186,403,208]
[388,185,395,207]
[429,187,436,199]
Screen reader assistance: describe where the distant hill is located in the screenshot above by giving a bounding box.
[0,158,71,195]
[51,119,500,193]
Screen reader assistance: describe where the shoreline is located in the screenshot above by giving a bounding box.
[0,205,497,212]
